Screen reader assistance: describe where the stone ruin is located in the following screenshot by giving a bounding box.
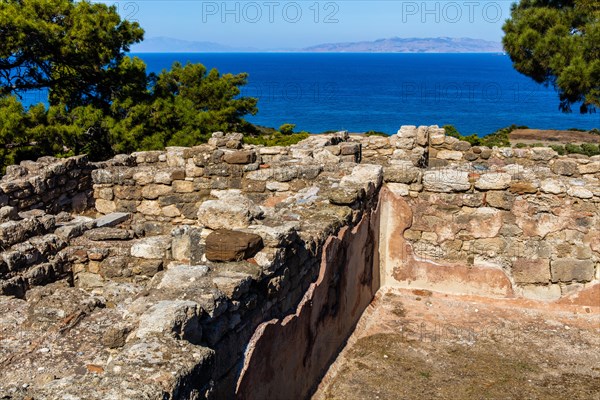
[0,127,598,399]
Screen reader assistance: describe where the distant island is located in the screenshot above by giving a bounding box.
[132,37,259,53]
[302,37,503,53]
[133,36,503,53]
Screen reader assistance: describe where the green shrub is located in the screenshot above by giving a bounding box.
[581,143,600,156]
[364,130,389,137]
[443,125,461,139]
[278,123,296,135]
[244,131,309,147]
[565,143,583,154]
[550,145,566,155]
[514,143,527,148]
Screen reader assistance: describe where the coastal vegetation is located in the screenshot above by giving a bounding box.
[503,0,600,113]
[0,0,257,172]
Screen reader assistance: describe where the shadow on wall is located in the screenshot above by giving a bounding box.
[235,203,381,400]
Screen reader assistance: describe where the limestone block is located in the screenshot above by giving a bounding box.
[386,183,410,196]
[133,170,155,185]
[84,227,133,241]
[540,179,566,194]
[173,180,194,193]
[551,159,578,176]
[340,164,383,196]
[158,264,209,289]
[91,169,112,184]
[551,259,595,282]
[475,172,512,190]
[166,147,186,168]
[223,150,257,165]
[136,300,201,342]
[138,200,162,216]
[422,169,470,192]
[512,258,551,284]
[95,199,116,214]
[397,125,417,138]
[141,184,173,200]
[567,186,593,199]
[197,193,261,230]
[205,229,263,262]
[416,126,429,146]
[530,147,557,161]
[429,126,445,145]
[130,235,171,259]
[579,161,600,175]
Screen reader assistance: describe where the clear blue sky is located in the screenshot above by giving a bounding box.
[98,1,515,49]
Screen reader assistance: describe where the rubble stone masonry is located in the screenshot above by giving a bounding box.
[0,126,598,399]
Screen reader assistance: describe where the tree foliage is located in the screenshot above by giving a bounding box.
[0,0,258,172]
[502,0,600,113]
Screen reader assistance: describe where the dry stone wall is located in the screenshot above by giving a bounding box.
[0,155,93,214]
[1,126,598,400]
[381,125,600,301]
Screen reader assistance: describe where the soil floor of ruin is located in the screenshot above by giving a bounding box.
[313,288,600,400]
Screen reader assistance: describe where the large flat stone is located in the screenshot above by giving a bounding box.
[205,229,263,262]
[422,169,470,192]
[551,259,595,283]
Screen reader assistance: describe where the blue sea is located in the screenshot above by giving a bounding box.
[26,53,600,135]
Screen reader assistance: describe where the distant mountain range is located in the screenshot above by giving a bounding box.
[132,37,259,52]
[132,36,503,53]
[302,37,503,53]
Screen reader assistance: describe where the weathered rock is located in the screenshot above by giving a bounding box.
[551,159,578,176]
[429,126,445,145]
[130,236,171,259]
[422,169,470,192]
[512,258,551,284]
[171,225,203,263]
[579,161,600,175]
[0,206,19,221]
[475,173,512,190]
[567,186,593,199]
[197,192,261,230]
[328,187,363,205]
[508,181,538,194]
[141,184,172,200]
[540,179,566,194]
[386,183,410,196]
[530,147,557,161]
[550,259,595,282]
[437,150,463,160]
[132,259,163,277]
[224,150,257,164]
[397,125,417,138]
[84,227,133,241]
[340,164,383,196]
[384,163,421,184]
[136,300,202,342]
[101,325,132,348]
[205,229,263,262]
[138,200,162,216]
[95,199,117,214]
[484,191,514,210]
[158,264,210,289]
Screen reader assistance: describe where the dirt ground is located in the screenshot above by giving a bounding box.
[313,288,600,400]
[509,129,600,145]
